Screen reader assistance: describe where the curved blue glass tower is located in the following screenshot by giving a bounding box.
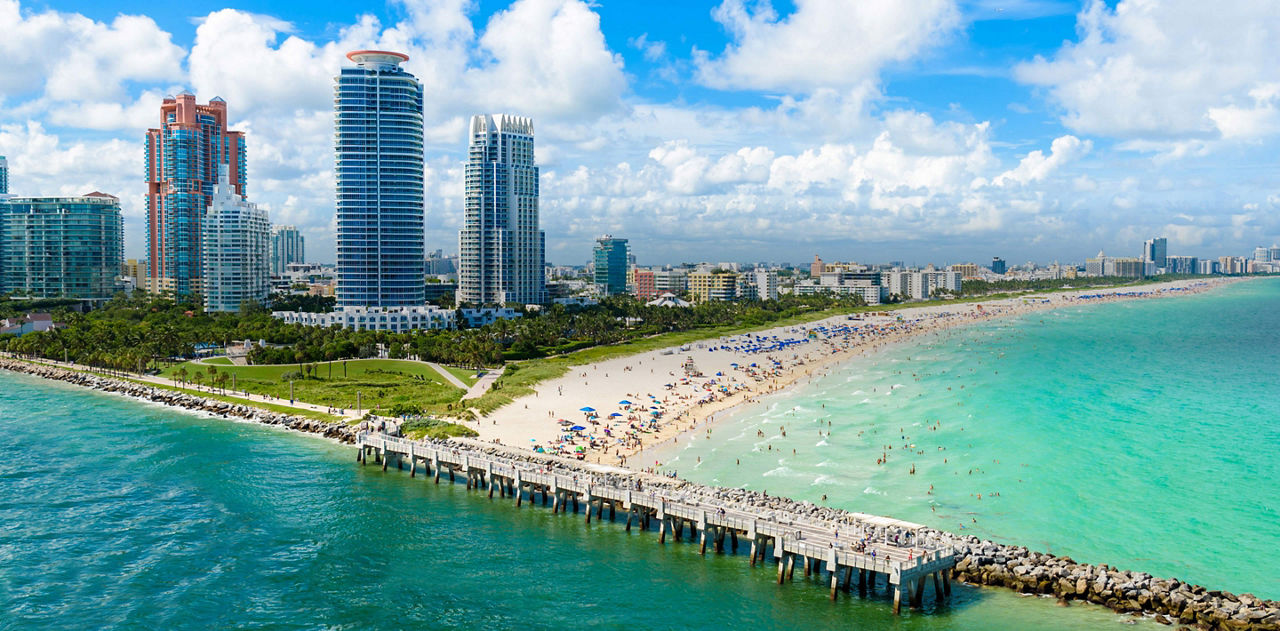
[334,50,425,308]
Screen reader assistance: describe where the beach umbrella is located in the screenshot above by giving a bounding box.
[558,419,573,425]
[570,425,586,431]
[579,406,595,412]
[609,412,622,418]
[618,400,633,406]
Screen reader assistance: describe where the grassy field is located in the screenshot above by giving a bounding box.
[443,365,480,386]
[160,358,465,415]
[203,357,233,365]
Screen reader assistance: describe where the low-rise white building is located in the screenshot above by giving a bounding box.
[272,306,456,332]
[459,307,522,328]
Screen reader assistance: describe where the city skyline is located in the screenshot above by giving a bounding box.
[0,0,1278,267]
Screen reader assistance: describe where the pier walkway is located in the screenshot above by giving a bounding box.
[357,431,957,614]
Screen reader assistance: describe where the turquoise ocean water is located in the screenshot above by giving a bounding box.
[661,278,1280,601]
[0,281,1273,629]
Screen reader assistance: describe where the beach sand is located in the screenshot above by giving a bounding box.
[475,278,1235,467]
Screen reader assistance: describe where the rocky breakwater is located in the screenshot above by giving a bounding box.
[946,536,1279,630]
[452,437,1279,630]
[0,359,357,444]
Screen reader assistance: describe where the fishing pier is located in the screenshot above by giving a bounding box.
[357,431,957,615]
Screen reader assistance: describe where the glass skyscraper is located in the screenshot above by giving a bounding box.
[0,192,123,300]
[458,114,545,306]
[145,92,246,297]
[0,155,8,195]
[593,235,629,296]
[269,225,305,276]
[334,50,425,308]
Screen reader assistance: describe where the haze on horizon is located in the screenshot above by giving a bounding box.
[0,0,1276,266]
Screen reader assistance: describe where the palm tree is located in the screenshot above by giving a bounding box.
[176,366,189,386]
[191,372,204,391]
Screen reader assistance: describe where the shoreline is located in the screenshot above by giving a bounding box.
[480,277,1242,468]
[636,275,1245,468]
[2,326,1278,628]
[0,358,360,445]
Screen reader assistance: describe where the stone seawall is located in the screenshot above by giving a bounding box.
[947,537,1278,629]
[3,357,1275,629]
[0,359,357,444]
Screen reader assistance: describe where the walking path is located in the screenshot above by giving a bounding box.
[464,370,500,399]
[427,362,468,389]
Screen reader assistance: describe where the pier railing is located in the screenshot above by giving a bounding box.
[357,431,957,613]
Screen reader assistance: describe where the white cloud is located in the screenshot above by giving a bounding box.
[696,0,959,92]
[1016,0,1280,143]
[0,1,185,102]
[989,135,1091,186]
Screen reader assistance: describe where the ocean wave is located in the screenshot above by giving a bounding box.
[815,439,828,447]
[863,486,886,496]
[810,475,837,486]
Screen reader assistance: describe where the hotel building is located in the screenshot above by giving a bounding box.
[270,225,305,276]
[593,235,629,296]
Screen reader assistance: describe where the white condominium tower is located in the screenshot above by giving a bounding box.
[458,114,546,306]
[202,165,269,312]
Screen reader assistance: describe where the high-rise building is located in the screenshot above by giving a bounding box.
[458,114,545,306]
[1253,246,1272,263]
[0,192,123,299]
[688,271,739,302]
[334,50,425,308]
[0,155,8,195]
[751,269,779,301]
[990,257,1007,275]
[270,225,305,276]
[593,235,629,296]
[1142,237,1168,269]
[203,166,270,312]
[145,92,246,297]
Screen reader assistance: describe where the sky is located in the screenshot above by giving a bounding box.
[0,0,1278,267]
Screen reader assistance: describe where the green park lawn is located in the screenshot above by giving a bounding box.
[160,358,466,414]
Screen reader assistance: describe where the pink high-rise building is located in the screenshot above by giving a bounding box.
[144,92,246,296]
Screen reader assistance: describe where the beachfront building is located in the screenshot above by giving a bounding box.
[145,92,246,297]
[1219,256,1247,275]
[1107,257,1146,278]
[880,269,960,301]
[950,263,982,278]
[990,257,1007,275]
[593,235,629,296]
[335,50,425,309]
[634,268,688,300]
[1142,237,1168,270]
[0,192,123,299]
[273,305,454,332]
[1165,255,1198,275]
[0,155,8,195]
[795,270,882,304]
[688,270,739,302]
[458,114,545,306]
[202,166,270,312]
[750,269,779,301]
[270,225,305,276]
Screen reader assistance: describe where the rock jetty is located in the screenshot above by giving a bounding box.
[0,359,357,443]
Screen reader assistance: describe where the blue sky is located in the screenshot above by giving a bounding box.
[1,0,1277,266]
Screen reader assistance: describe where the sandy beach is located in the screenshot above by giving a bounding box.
[477,278,1236,466]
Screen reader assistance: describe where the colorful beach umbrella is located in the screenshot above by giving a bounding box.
[580,406,595,412]
[618,400,633,405]
[570,425,586,431]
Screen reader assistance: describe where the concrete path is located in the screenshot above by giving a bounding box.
[427,362,468,390]
[464,370,500,400]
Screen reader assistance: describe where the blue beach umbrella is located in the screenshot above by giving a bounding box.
[618,400,633,405]
[580,406,595,412]
[570,425,586,431]
[609,412,622,418]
